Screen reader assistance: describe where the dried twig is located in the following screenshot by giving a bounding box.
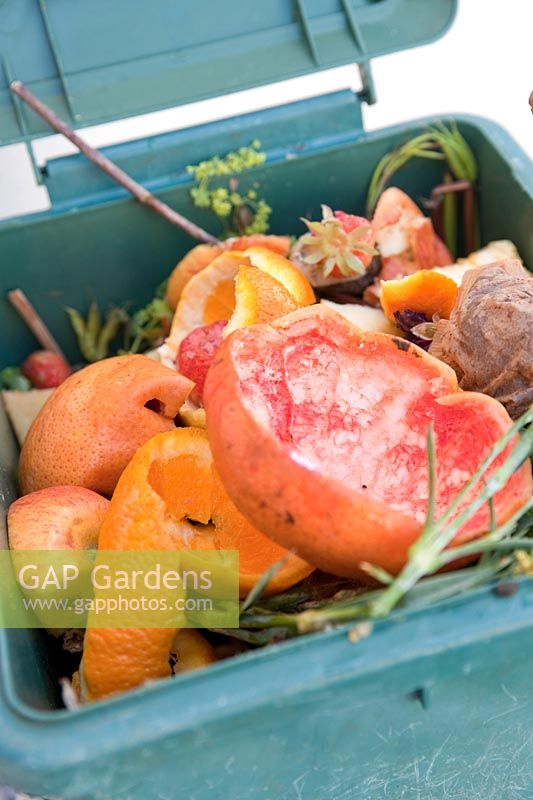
[8,289,67,359]
[426,179,476,255]
[10,80,221,246]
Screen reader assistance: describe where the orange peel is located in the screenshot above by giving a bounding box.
[165,235,292,310]
[168,251,244,349]
[224,265,301,336]
[243,247,316,307]
[380,269,459,323]
[82,427,312,700]
[170,629,216,674]
[165,248,315,356]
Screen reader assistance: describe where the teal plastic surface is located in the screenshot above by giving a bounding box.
[44,91,364,208]
[0,0,457,145]
[0,92,532,796]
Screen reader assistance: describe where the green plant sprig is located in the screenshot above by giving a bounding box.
[366,122,478,216]
[66,303,128,363]
[239,555,290,616]
[437,499,533,566]
[237,559,511,641]
[366,135,446,216]
[254,579,361,612]
[123,291,172,355]
[187,141,272,237]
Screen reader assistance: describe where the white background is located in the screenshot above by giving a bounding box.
[0,0,531,221]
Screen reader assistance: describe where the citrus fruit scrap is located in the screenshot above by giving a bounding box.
[226,234,291,256]
[224,265,301,336]
[204,305,532,578]
[380,269,459,322]
[18,355,193,497]
[243,247,316,306]
[168,247,315,349]
[165,235,291,310]
[82,427,312,700]
[170,629,216,675]
[78,628,215,703]
[166,244,224,311]
[169,251,243,346]
[164,248,315,401]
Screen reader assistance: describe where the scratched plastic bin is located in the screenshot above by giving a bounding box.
[1,1,532,798]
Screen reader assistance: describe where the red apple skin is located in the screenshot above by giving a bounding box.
[21,350,72,389]
[7,486,109,550]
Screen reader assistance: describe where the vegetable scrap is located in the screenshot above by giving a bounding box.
[2,389,54,445]
[124,291,173,355]
[66,302,128,362]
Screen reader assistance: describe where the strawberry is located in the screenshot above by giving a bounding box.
[20,351,72,389]
[177,320,226,404]
[296,205,376,283]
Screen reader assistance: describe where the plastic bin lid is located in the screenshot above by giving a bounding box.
[0,0,456,145]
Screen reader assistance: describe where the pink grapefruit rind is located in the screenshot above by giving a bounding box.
[204,305,532,577]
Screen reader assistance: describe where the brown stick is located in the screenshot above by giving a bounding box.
[8,289,67,360]
[428,180,475,255]
[462,184,475,255]
[10,80,221,246]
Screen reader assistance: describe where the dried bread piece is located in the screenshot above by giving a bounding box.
[2,388,54,444]
[429,259,533,419]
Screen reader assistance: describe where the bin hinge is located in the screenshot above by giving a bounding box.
[340,0,377,105]
[356,61,376,106]
[294,0,377,106]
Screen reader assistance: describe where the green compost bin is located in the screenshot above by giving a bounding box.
[0,1,533,798]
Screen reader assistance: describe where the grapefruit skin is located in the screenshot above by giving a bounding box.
[204,306,532,577]
[19,355,193,497]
